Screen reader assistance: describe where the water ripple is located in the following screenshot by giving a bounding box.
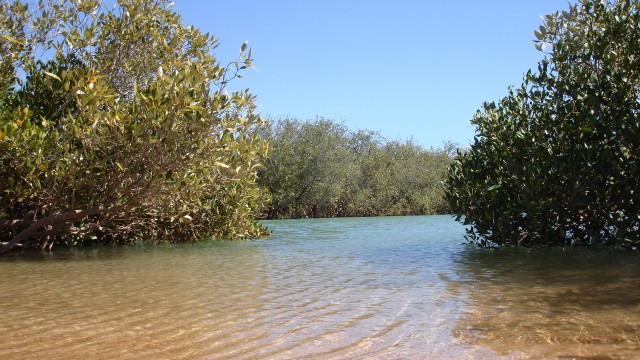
[1,216,639,359]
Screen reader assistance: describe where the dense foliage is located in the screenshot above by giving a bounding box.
[0,0,269,253]
[445,0,640,248]
[258,117,454,218]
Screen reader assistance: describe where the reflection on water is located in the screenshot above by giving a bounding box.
[0,216,638,359]
[451,248,640,359]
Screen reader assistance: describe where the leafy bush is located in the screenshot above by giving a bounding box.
[0,0,269,253]
[445,0,640,248]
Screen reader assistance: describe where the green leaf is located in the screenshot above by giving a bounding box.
[44,71,61,81]
[2,34,22,44]
[187,104,205,112]
[534,30,543,40]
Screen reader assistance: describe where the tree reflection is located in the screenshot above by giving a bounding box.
[450,247,640,358]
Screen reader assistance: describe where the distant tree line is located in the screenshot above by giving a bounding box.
[257,117,455,219]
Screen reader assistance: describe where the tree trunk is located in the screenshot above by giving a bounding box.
[0,205,122,254]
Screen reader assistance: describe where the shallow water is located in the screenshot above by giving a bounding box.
[1,215,638,359]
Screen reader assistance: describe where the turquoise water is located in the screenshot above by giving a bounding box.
[1,215,638,359]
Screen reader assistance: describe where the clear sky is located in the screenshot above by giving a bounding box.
[174,1,575,149]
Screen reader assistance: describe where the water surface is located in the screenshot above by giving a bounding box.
[1,216,638,359]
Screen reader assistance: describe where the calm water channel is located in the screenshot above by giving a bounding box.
[1,215,639,359]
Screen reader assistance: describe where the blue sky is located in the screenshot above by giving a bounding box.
[175,1,575,149]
